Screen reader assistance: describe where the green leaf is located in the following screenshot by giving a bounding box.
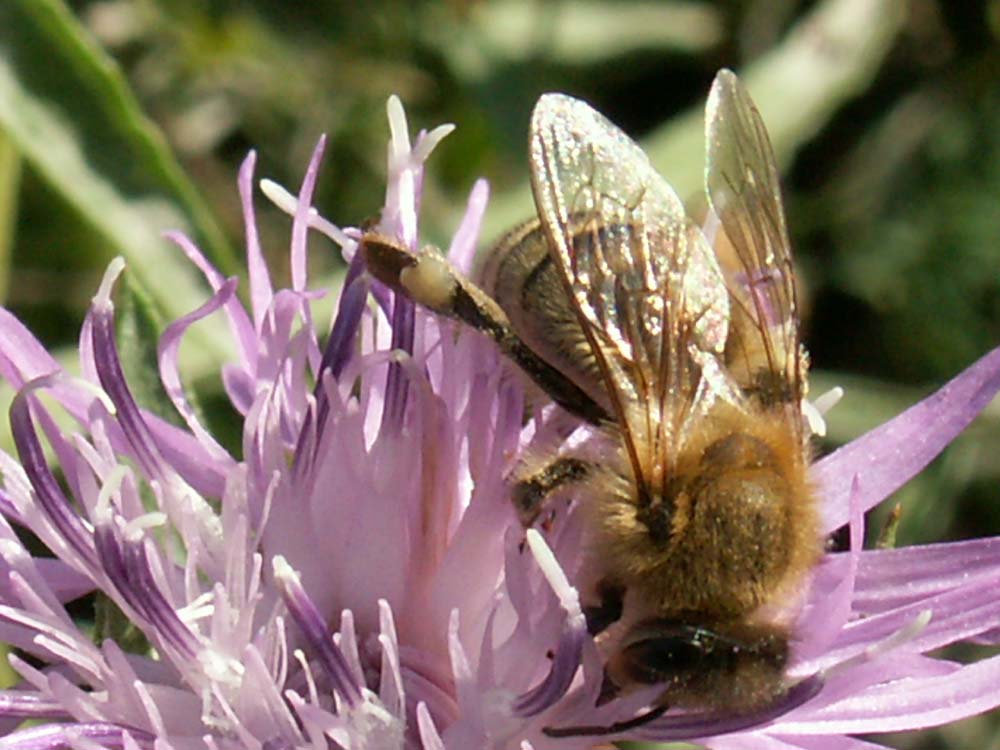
[479,0,905,238]
[429,1,723,77]
[117,269,187,426]
[94,592,152,655]
[0,130,18,302]
[0,0,236,358]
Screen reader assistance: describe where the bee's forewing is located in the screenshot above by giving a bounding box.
[529,93,735,473]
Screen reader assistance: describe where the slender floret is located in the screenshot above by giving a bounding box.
[0,95,997,750]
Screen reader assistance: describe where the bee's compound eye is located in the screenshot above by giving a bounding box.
[611,620,791,711]
[617,623,715,685]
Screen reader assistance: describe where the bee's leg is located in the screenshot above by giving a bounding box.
[584,579,625,636]
[361,234,608,425]
[542,703,669,738]
[510,455,592,526]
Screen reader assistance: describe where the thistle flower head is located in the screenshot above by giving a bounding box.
[0,93,998,750]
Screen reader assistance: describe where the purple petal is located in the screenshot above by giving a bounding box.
[511,621,585,717]
[309,253,368,445]
[822,577,999,670]
[446,609,482,726]
[0,487,18,522]
[416,702,445,750]
[0,691,68,719]
[383,97,417,247]
[446,179,489,275]
[9,389,97,568]
[796,476,864,662]
[252,288,312,386]
[708,732,817,750]
[221,362,256,415]
[851,537,1000,614]
[6,279,225,500]
[92,525,198,659]
[123,540,199,657]
[164,229,257,377]
[319,255,368,385]
[89,274,166,481]
[238,151,274,330]
[381,295,415,434]
[754,735,888,750]
[0,308,60,388]
[291,136,327,292]
[0,555,94,605]
[143,413,229,498]
[814,345,1000,532]
[376,600,404,716]
[776,655,1000,733]
[273,557,362,706]
[32,558,95,602]
[804,652,956,714]
[0,723,154,750]
[632,677,824,742]
[972,626,1000,646]
[157,275,239,466]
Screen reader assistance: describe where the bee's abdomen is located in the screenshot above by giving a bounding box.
[679,468,793,614]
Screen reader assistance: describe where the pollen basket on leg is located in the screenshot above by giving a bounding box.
[399,250,460,313]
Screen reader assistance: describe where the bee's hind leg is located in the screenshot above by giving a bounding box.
[360,234,608,425]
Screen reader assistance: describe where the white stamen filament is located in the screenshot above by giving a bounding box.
[123,512,167,542]
[259,179,352,247]
[94,465,128,525]
[293,648,320,706]
[525,529,583,619]
[815,386,845,415]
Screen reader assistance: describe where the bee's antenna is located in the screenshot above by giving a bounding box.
[541,703,669,738]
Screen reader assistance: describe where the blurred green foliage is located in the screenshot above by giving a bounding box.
[1,1,999,747]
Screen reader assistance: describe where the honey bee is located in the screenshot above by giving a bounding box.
[362,70,821,733]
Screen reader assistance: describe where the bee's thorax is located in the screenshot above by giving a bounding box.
[590,411,819,621]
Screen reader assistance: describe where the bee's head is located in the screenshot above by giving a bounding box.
[606,618,789,712]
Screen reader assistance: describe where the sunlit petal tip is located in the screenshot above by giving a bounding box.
[92,256,126,311]
[386,95,411,159]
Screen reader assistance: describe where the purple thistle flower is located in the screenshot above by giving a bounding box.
[0,94,997,750]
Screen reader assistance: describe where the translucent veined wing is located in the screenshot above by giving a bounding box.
[705,70,807,440]
[528,93,734,492]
